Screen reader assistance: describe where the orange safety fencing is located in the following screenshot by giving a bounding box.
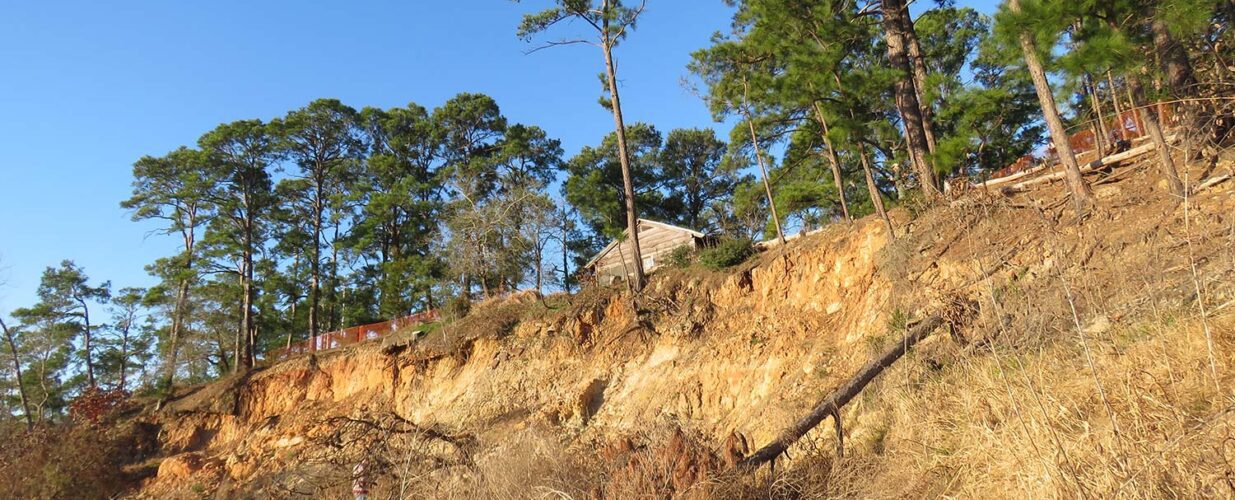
[270,309,440,361]
[989,103,1177,180]
[1067,105,1175,155]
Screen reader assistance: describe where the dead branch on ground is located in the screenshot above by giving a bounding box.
[736,304,974,471]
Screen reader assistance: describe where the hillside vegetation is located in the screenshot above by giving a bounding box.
[3,1,1234,498]
[4,150,1232,498]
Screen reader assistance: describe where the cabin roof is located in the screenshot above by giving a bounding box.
[584,219,705,269]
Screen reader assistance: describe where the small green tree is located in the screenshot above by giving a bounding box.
[10,303,76,421]
[0,310,32,428]
[660,128,739,232]
[35,261,110,389]
[98,287,152,391]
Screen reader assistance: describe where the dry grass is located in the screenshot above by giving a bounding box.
[326,425,606,500]
[822,308,1235,498]
[404,292,540,358]
[712,150,1235,497]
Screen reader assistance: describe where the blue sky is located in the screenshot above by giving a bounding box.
[0,1,998,314]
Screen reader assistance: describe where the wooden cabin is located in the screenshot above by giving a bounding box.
[583,219,706,285]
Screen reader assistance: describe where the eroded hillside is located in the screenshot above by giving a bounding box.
[93,154,1235,498]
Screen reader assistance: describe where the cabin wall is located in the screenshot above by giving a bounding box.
[594,225,698,283]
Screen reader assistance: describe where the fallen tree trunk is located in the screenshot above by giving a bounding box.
[1002,138,1173,194]
[737,314,944,470]
[979,161,1052,190]
[980,135,1154,191]
[1193,174,1231,193]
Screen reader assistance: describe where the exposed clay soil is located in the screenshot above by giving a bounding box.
[120,151,1235,498]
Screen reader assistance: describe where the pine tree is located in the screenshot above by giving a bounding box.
[999,0,1095,213]
[882,0,942,200]
[356,103,445,316]
[122,147,214,393]
[518,0,651,291]
[36,261,111,389]
[688,39,787,242]
[199,120,278,370]
[1065,0,1192,197]
[273,99,364,338]
[0,314,32,428]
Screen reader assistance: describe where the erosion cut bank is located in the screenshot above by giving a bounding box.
[39,153,1235,498]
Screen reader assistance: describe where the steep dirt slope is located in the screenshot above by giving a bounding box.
[134,155,1235,498]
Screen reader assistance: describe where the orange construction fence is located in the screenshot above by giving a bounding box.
[270,309,440,361]
[989,103,1176,180]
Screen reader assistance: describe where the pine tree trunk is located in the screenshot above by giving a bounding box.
[561,221,572,295]
[738,315,944,470]
[309,202,321,339]
[1126,85,1146,135]
[601,25,646,292]
[1085,75,1109,157]
[743,92,785,244]
[899,4,938,155]
[164,277,189,390]
[248,316,257,368]
[239,237,255,370]
[328,223,341,331]
[1011,0,1093,213]
[1152,17,1197,97]
[857,139,895,239]
[881,0,940,200]
[81,299,95,389]
[165,217,196,387]
[118,325,129,390]
[812,102,851,221]
[36,352,50,423]
[535,259,543,296]
[235,286,246,369]
[1,317,33,429]
[1107,72,1128,140]
[339,287,348,329]
[286,300,296,350]
[1128,75,1186,197]
[1152,13,1202,159]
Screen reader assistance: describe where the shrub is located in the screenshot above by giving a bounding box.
[666,245,693,268]
[69,388,132,424]
[444,294,472,319]
[899,188,933,219]
[0,421,160,499]
[699,238,755,270]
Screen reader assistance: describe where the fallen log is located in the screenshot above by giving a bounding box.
[1002,138,1170,193]
[736,314,945,470]
[979,161,1051,190]
[979,134,1154,190]
[1193,174,1231,193]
